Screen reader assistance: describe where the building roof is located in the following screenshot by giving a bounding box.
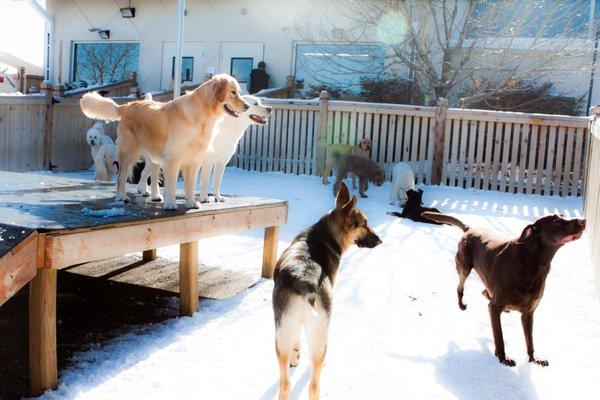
[0,52,43,75]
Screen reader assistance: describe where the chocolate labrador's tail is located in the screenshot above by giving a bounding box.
[421,212,469,232]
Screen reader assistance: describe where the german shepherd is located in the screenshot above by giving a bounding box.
[272,182,382,400]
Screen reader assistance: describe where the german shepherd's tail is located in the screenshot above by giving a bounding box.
[80,92,121,122]
[421,212,469,232]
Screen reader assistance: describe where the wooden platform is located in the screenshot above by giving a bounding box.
[0,171,288,396]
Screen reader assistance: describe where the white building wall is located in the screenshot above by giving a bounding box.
[45,0,600,110]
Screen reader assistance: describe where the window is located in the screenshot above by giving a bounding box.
[294,43,386,92]
[72,42,139,84]
[171,56,194,82]
[230,57,253,83]
[469,0,592,39]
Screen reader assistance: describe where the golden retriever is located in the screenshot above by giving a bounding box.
[80,74,249,210]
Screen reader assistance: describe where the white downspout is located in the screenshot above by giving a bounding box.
[26,0,54,81]
[173,0,185,98]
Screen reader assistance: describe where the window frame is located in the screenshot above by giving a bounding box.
[70,40,140,85]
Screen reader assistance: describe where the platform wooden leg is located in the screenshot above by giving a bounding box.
[29,268,57,396]
[142,249,157,262]
[262,226,279,279]
[179,241,198,316]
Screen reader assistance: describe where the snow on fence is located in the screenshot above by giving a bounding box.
[235,92,590,196]
[584,105,600,291]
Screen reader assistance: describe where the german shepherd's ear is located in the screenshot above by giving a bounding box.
[517,224,538,242]
[335,182,350,209]
[341,195,357,217]
[213,76,228,102]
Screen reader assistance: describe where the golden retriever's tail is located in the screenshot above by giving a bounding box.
[80,92,121,122]
[421,212,469,232]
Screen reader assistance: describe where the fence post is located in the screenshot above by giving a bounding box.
[315,90,329,176]
[19,66,26,93]
[431,97,448,185]
[584,104,600,210]
[41,81,54,171]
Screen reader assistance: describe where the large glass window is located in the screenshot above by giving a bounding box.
[294,43,386,92]
[171,56,194,82]
[469,0,592,39]
[72,42,139,84]
[230,57,254,84]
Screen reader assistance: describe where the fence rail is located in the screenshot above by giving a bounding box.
[0,87,592,196]
[584,106,600,292]
[235,92,590,196]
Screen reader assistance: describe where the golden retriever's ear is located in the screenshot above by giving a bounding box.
[213,77,228,102]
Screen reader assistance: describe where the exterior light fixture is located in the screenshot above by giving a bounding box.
[120,7,135,18]
[98,30,110,39]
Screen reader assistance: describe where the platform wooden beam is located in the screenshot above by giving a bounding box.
[142,249,157,262]
[29,268,57,396]
[262,226,279,279]
[179,241,198,316]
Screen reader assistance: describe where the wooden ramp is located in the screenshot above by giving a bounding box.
[65,255,259,300]
[0,226,38,306]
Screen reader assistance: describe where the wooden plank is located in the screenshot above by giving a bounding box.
[526,124,539,195]
[29,268,57,396]
[378,114,388,165]
[333,110,342,144]
[571,127,585,196]
[425,117,435,184]
[273,109,283,172]
[306,110,315,175]
[179,241,198,316]
[292,110,301,174]
[0,231,38,306]
[457,119,469,188]
[281,109,290,173]
[499,123,511,192]
[441,118,452,185]
[386,114,397,179]
[44,204,288,270]
[261,226,279,279]
[417,116,429,184]
[142,249,157,262]
[446,108,590,128]
[488,122,502,191]
[466,120,478,189]
[298,110,308,175]
[410,116,420,176]
[482,121,494,190]
[475,121,486,190]
[534,125,548,195]
[403,115,413,164]
[449,119,460,186]
[544,126,557,195]
[561,127,575,196]
[267,108,276,171]
[372,113,381,164]
[554,126,566,196]
[394,114,405,163]
[509,124,533,193]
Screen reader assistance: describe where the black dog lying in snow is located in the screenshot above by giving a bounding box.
[387,189,443,225]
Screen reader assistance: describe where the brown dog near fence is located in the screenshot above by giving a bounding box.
[322,139,372,189]
[423,211,586,367]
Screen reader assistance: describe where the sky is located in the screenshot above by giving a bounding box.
[0,0,46,66]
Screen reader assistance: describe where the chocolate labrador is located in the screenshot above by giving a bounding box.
[423,211,586,367]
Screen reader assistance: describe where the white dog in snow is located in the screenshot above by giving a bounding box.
[136,94,272,202]
[389,162,415,205]
[93,144,118,181]
[86,121,114,161]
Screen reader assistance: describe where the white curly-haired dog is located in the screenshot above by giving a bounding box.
[389,162,415,205]
[86,121,114,161]
[93,144,118,181]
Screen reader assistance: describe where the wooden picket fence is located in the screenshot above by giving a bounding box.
[235,93,590,196]
[584,106,600,291]
[0,88,592,196]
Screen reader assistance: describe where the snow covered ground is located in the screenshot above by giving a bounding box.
[37,168,599,400]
